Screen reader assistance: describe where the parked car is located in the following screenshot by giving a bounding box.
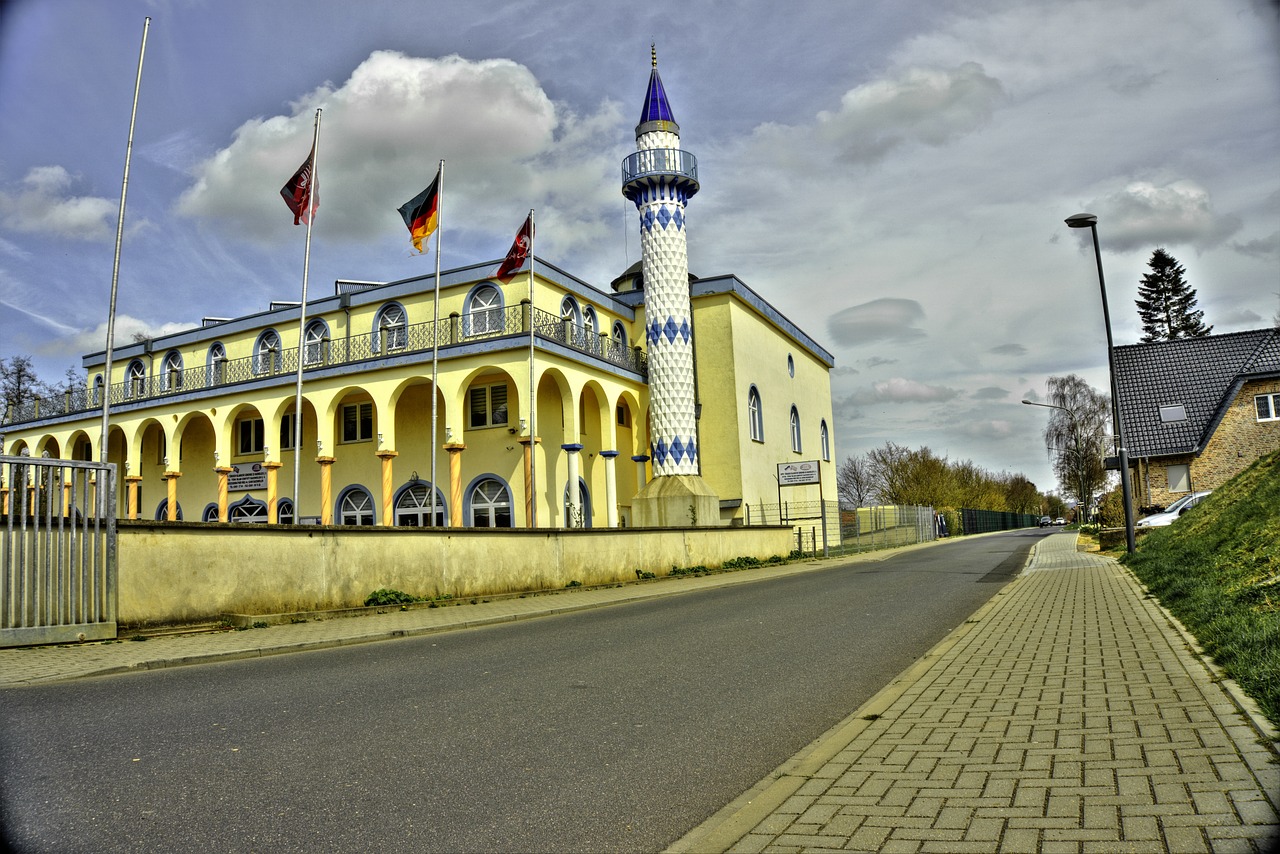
[1135,491,1213,528]
[1039,516,1052,527]
[1053,517,1066,526]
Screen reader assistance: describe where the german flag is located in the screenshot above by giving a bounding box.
[398,171,441,254]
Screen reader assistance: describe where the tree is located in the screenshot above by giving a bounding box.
[1002,473,1041,515]
[836,455,875,507]
[1135,248,1212,342]
[1040,374,1111,521]
[1,355,44,418]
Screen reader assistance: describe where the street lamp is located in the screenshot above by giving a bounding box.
[1022,399,1089,522]
[1064,213,1136,553]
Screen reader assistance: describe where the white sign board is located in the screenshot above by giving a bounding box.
[777,460,820,486]
[228,462,268,491]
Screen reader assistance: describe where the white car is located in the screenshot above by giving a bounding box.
[1135,491,1212,528]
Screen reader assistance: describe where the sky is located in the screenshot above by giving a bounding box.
[1,0,1278,496]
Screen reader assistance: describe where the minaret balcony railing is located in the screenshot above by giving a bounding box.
[621,148,698,187]
[2,305,648,427]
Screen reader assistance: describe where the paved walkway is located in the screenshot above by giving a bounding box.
[670,534,1280,853]
[3,534,1277,852]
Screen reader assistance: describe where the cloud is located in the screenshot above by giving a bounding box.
[1231,230,1280,259]
[816,62,1005,164]
[1081,181,1242,253]
[0,166,117,240]
[861,356,898,368]
[988,343,1027,357]
[177,51,623,254]
[971,386,1009,400]
[827,298,926,347]
[1217,307,1263,325]
[63,316,194,357]
[851,377,960,404]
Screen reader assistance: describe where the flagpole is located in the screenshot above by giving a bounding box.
[429,160,444,526]
[291,108,321,522]
[526,209,537,528]
[99,16,149,485]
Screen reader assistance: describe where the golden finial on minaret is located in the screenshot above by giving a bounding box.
[651,43,657,68]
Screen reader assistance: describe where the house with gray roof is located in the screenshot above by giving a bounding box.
[1113,327,1280,510]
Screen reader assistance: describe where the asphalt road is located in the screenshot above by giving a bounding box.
[0,529,1051,853]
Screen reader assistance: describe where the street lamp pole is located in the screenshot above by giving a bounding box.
[1064,213,1136,553]
[1022,399,1088,522]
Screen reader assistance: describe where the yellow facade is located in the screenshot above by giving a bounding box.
[2,260,835,529]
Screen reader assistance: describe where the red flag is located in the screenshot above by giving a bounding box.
[398,172,441,254]
[496,214,534,281]
[281,148,318,225]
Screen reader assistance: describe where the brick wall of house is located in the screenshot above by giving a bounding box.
[1135,377,1280,509]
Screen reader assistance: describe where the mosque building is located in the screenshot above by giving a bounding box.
[1,55,837,534]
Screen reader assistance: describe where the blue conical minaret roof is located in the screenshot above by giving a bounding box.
[637,46,679,136]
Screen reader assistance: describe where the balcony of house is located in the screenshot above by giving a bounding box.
[1,304,648,428]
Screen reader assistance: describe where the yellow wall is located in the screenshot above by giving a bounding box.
[115,522,795,625]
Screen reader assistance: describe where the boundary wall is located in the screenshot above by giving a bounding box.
[116,522,795,627]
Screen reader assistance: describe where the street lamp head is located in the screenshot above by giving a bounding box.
[1065,212,1098,229]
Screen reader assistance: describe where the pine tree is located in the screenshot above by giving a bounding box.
[1135,248,1212,342]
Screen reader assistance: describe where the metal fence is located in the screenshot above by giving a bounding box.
[957,508,1040,534]
[740,501,940,558]
[2,304,648,427]
[1,455,117,647]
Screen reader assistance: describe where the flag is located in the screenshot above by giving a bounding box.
[280,148,318,225]
[398,172,441,254]
[496,214,534,281]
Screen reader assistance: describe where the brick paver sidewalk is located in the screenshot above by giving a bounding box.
[672,534,1280,853]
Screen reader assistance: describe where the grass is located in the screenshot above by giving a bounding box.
[1121,450,1280,731]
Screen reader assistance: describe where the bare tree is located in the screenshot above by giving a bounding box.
[1041,374,1111,521]
[836,454,875,507]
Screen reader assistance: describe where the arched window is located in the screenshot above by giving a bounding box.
[611,321,627,348]
[208,343,227,384]
[303,319,328,366]
[787,354,795,378]
[93,374,104,405]
[254,330,281,375]
[202,503,220,523]
[563,479,591,528]
[162,350,183,391]
[468,478,512,528]
[395,481,447,527]
[790,406,802,453]
[154,499,183,521]
[374,303,407,352]
[126,360,146,398]
[337,486,375,526]
[228,495,268,523]
[560,296,581,325]
[466,284,503,336]
[276,498,295,525]
[583,306,597,336]
[748,386,764,442]
[820,420,831,462]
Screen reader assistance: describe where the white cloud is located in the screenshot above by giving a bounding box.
[827,299,926,347]
[1082,181,1242,253]
[816,62,1005,164]
[0,166,117,240]
[852,377,960,404]
[176,51,624,257]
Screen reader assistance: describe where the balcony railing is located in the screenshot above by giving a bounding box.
[621,148,698,186]
[2,305,647,427]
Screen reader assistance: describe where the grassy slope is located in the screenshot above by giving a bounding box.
[1121,450,1280,730]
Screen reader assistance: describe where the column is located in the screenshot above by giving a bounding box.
[215,467,232,522]
[263,461,283,523]
[63,480,73,517]
[632,454,650,491]
[125,476,142,521]
[316,456,335,525]
[376,450,398,527]
[163,471,181,521]
[563,443,583,527]
[519,436,542,528]
[444,444,465,527]
[601,450,619,528]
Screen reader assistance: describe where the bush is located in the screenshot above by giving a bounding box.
[364,588,423,607]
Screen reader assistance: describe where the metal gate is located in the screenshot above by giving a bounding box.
[1,454,117,647]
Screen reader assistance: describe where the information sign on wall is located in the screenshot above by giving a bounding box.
[777,460,820,486]
[227,462,268,491]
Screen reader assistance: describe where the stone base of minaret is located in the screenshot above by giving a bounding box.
[631,474,720,528]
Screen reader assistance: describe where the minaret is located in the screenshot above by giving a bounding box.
[622,48,719,527]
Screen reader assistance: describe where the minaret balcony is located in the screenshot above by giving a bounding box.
[621,149,699,200]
